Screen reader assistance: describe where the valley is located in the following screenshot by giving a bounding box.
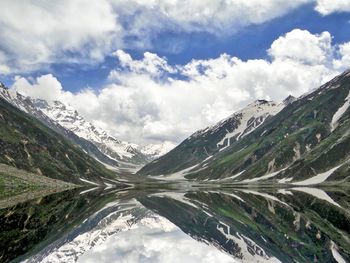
[0,70,350,263]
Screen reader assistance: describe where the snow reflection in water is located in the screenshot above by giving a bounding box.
[79,214,235,263]
[1,186,349,263]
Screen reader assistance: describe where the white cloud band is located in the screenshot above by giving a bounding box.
[11,29,350,145]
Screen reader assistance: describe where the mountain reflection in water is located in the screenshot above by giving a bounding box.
[0,186,349,263]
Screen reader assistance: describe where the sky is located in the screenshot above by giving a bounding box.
[0,0,350,146]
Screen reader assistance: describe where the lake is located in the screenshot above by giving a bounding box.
[0,185,349,263]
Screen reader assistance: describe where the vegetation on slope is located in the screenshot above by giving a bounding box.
[139,70,350,183]
[0,97,116,184]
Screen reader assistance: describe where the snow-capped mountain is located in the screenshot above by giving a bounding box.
[138,98,291,176]
[0,85,149,168]
[0,85,125,184]
[191,99,286,150]
[34,100,148,165]
[139,141,176,159]
[140,70,350,183]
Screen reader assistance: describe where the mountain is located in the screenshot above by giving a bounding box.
[0,89,118,185]
[138,70,350,185]
[138,98,288,176]
[139,141,176,160]
[0,86,122,169]
[0,85,150,169]
[33,100,149,166]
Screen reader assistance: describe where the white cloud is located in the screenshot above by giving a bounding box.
[113,50,176,77]
[0,65,10,75]
[10,30,350,145]
[315,0,350,15]
[333,42,350,69]
[1,1,350,75]
[0,0,120,73]
[268,29,333,65]
[12,74,73,102]
[111,0,311,34]
[0,0,317,74]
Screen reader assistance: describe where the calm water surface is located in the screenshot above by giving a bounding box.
[1,185,349,263]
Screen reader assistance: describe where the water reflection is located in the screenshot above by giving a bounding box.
[0,186,349,262]
[79,214,234,263]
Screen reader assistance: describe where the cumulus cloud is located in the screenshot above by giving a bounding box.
[268,29,333,65]
[315,0,350,15]
[113,50,176,77]
[1,0,349,74]
[0,0,323,74]
[11,29,350,145]
[0,0,120,73]
[12,74,73,102]
[333,42,350,69]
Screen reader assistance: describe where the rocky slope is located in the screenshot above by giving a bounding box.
[35,100,149,165]
[138,98,289,176]
[139,70,350,185]
[0,94,118,184]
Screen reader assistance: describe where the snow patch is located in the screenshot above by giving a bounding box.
[241,168,287,183]
[217,223,281,263]
[278,177,293,184]
[150,192,199,210]
[292,165,342,185]
[79,178,101,186]
[331,90,350,132]
[277,189,293,195]
[79,187,100,195]
[139,141,176,159]
[330,241,347,263]
[292,187,341,208]
[216,101,283,148]
[151,164,200,181]
[211,170,245,181]
[241,190,289,207]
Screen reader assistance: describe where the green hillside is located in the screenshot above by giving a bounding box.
[0,96,116,184]
[139,70,350,184]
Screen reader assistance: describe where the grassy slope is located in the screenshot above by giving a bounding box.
[139,70,350,182]
[0,97,116,184]
[192,71,350,181]
[0,164,76,206]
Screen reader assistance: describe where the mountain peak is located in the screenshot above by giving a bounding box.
[253,99,270,104]
[283,95,296,105]
[140,141,176,159]
[0,89,150,168]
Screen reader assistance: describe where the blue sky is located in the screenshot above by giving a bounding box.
[1,1,350,144]
[3,2,348,91]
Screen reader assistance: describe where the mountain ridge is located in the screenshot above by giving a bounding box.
[138,97,291,176]
[0,93,119,184]
[138,70,350,185]
[0,87,168,171]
